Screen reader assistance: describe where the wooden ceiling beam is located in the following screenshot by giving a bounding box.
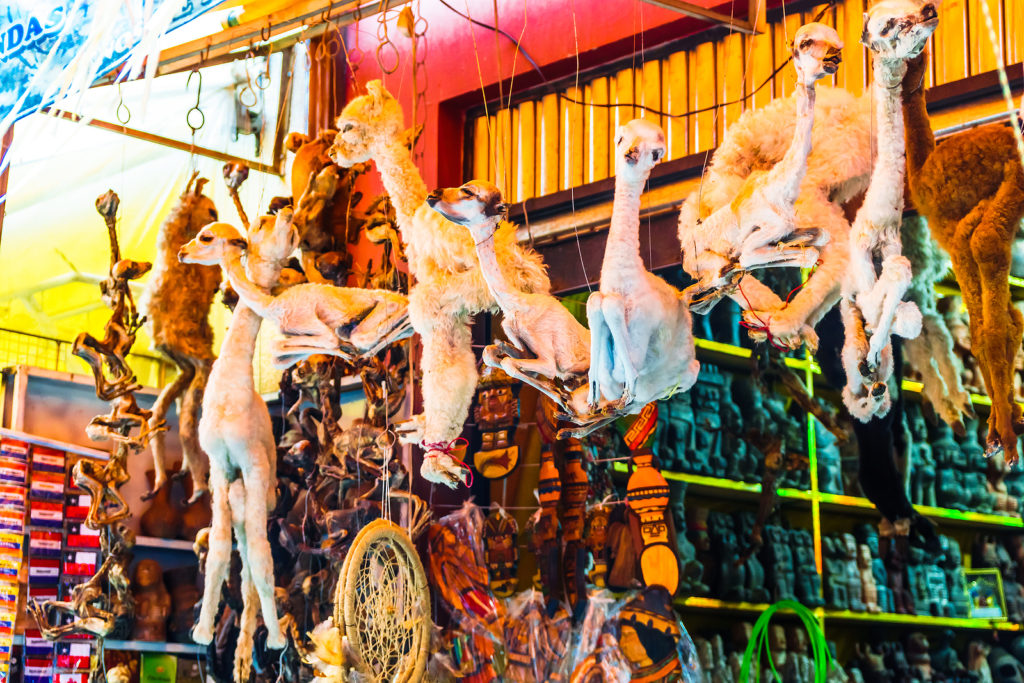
[153,0,410,77]
[639,0,760,35]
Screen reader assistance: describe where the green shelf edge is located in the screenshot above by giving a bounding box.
[612,463,1024,529]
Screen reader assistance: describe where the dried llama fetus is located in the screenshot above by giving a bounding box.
[329,80,550,488]
[140,171,221,499]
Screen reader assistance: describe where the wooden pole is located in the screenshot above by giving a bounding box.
[0,126,14,253]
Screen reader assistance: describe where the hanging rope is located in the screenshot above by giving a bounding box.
[739,600,834,682]
[977,0,1024,169]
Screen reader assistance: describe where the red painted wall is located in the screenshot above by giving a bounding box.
[335,0,781,275]
[341,0,775,189]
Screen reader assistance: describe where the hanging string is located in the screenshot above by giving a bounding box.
[977,0,1024,169]
[567,0,592,292]
[463,0,495,180]
[185,68,204,168]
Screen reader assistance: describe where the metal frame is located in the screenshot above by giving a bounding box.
[640,0,763,35]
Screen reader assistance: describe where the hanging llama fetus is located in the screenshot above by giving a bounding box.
[425,181,605,432]
[685,23,844,328]
[583,119,700,427]
[180,220,413,369]
[900,0,1024,463]
[679,21,874,350]
[140,171,221,499]
[329,80,550,488]
[839,2,937,420]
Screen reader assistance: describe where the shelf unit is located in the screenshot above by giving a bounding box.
[135,536,195,552]
[674,597,1022,633]
[11,634,205,655]
[638,333,1024,638]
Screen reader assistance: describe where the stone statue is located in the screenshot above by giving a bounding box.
[131,559,171,641]
[670,489,708,596]
[854,524,893,613]
[933,423,968,511]
[823,535,849,611]
[816,420,845,495]
[842,533,865,612]
[792,528,824,608]
[656,390,695,472]
[941,535,970,618]
[929,629,963,678]
[722,373,758,483]
[857,544,881,613]
[709,512,747,602]
[735,512,770,603]
[762,525,796,603]
[692,367,726,477]
[906,404,936,507]
[762,625,788,683]
[784,626,815,683]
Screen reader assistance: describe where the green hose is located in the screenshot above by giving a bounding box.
[738,600,834,682]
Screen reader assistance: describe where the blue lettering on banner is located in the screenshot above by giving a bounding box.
[1,0,225,125]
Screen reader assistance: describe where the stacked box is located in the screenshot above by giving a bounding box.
[0,440,29,683]
[24,445,66,683]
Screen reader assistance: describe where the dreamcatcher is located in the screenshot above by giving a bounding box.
[333,518,431,682]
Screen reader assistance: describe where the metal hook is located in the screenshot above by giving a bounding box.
[115,82,130,125]
[186,69,204,134]
[239,47,259,107]
[321,0,333,24]
[200,40,211,64]
[260,20,271,43]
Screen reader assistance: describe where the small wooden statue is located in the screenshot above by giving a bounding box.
[584,503,611,588]
[560,439,589,613]
[132,559,171,641]
[472,365,520,479]
[533,447,562,602]
[626,442,679,594]
[483,507,519,598]
[858,543,882,614]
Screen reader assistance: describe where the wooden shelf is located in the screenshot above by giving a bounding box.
[824,609,1021,631]
[0,428,109,460]
[817,492,1024,530]
[135,536,195,552]
[674,598,1022,632]
[611,463,812,504]
[12,634,205,654]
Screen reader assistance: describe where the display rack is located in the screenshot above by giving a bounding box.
[614,331,1024,638]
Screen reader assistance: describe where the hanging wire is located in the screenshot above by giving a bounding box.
[115,82,130,126]
[977,0,1024,169]
[239,47,260,108]
[376,0,401,74]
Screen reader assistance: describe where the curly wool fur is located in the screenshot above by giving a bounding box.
[679,86,873,346]
[840,50,923,422]
[139,173,221,497]
[181,220,413,370]
[330,80,550,487]
[901,215,972,427]
[903,52,1024,463]
[188,213,293,664]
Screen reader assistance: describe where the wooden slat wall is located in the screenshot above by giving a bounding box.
[471,0,1020,203]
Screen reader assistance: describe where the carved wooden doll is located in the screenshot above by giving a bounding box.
[560,439,589,614]
[483,507,519,598]
[625,429,679,593]
[472,365,520,479]
[585,503,611,588]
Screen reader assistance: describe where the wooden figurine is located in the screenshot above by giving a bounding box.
[483,507,519,598]
[131,559,171,641]
[858,543,882,614]
[534,447,563,603]
[472,365,520,479]
[560,439,589,614]
[584,503,611,588]
[626,444,679,595]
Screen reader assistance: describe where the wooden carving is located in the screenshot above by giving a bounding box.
[626,448,679,595]
[473,364,520,479]
[483,507,519,598]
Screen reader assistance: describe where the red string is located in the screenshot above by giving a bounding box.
[735,259,822,352]
[422,437,474,488]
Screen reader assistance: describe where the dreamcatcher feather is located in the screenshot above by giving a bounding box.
[329,519,431,683]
